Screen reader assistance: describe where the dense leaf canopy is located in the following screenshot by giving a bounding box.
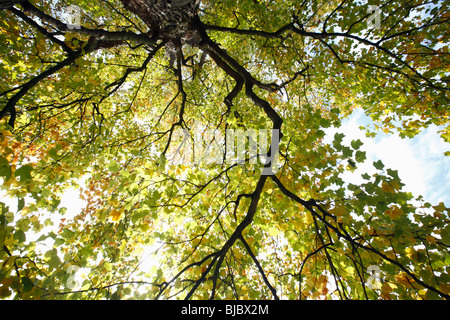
[0,0,449,300]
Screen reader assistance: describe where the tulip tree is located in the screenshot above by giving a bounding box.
[0,0,449,300]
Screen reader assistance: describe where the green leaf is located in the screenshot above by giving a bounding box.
[111,290,122,300]
[21,277,34,293]
[351,139,363,150]
[14,229,26,243]
[0,156,11,180]
[373,160,384,170]
[361,173,371,180]
[54,238,65,246]
[342,146,353,158]
[108,160,120,173]
[48,144,63,160]
[45,249,61,269]
[333,132,345,150]
[17,198,25,212]
[387,168,400,180]
[60,228,75,240]
[355,150,366,163]
[14,165,33,181]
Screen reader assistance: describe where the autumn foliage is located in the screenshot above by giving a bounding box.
[0,0,449,300]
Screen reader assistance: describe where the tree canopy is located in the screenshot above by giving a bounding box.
[0,0,449,300]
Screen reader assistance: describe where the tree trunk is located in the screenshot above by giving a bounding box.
[120,0,200,41]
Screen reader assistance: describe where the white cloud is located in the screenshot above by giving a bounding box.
[370,134,426,198]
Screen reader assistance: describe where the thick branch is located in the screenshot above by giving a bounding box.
[162,43,188,156]
[208,174,268,300]
[203,22,294,39]
[0,42,88,127]
[205,49,244,109]
[10,6,73,53]
[184,174,268,300]
[19,1,157,46]
[0,0,24,10]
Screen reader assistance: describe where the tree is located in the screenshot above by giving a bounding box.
[0,0,449,300]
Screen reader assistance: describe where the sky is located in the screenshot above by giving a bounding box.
[324,108,450,206]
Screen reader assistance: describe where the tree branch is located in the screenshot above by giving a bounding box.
[271,175,450,300]
[0,43,86,127]
[203,16,446,92]
[239,235,280,300]
[10,6,73,54]
[19,0,157,46]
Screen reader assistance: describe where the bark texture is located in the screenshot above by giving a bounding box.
[120,0,201,41]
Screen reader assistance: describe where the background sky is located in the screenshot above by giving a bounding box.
[324,108,450,206]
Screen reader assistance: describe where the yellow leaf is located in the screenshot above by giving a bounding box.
[109,208,124,222]
[246,237,255,246]
[395,273,415,288]
[345,266,355,275]
[21,206,31,216]
[1,130,13,138]
[234,250,243,260]
[268,227,280,237]
[382,181,395,193]
[119,240,127,252]
[405,247,414,259]
[385,206,403,220]
[303,212,314,225]
[390,180,402,191]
